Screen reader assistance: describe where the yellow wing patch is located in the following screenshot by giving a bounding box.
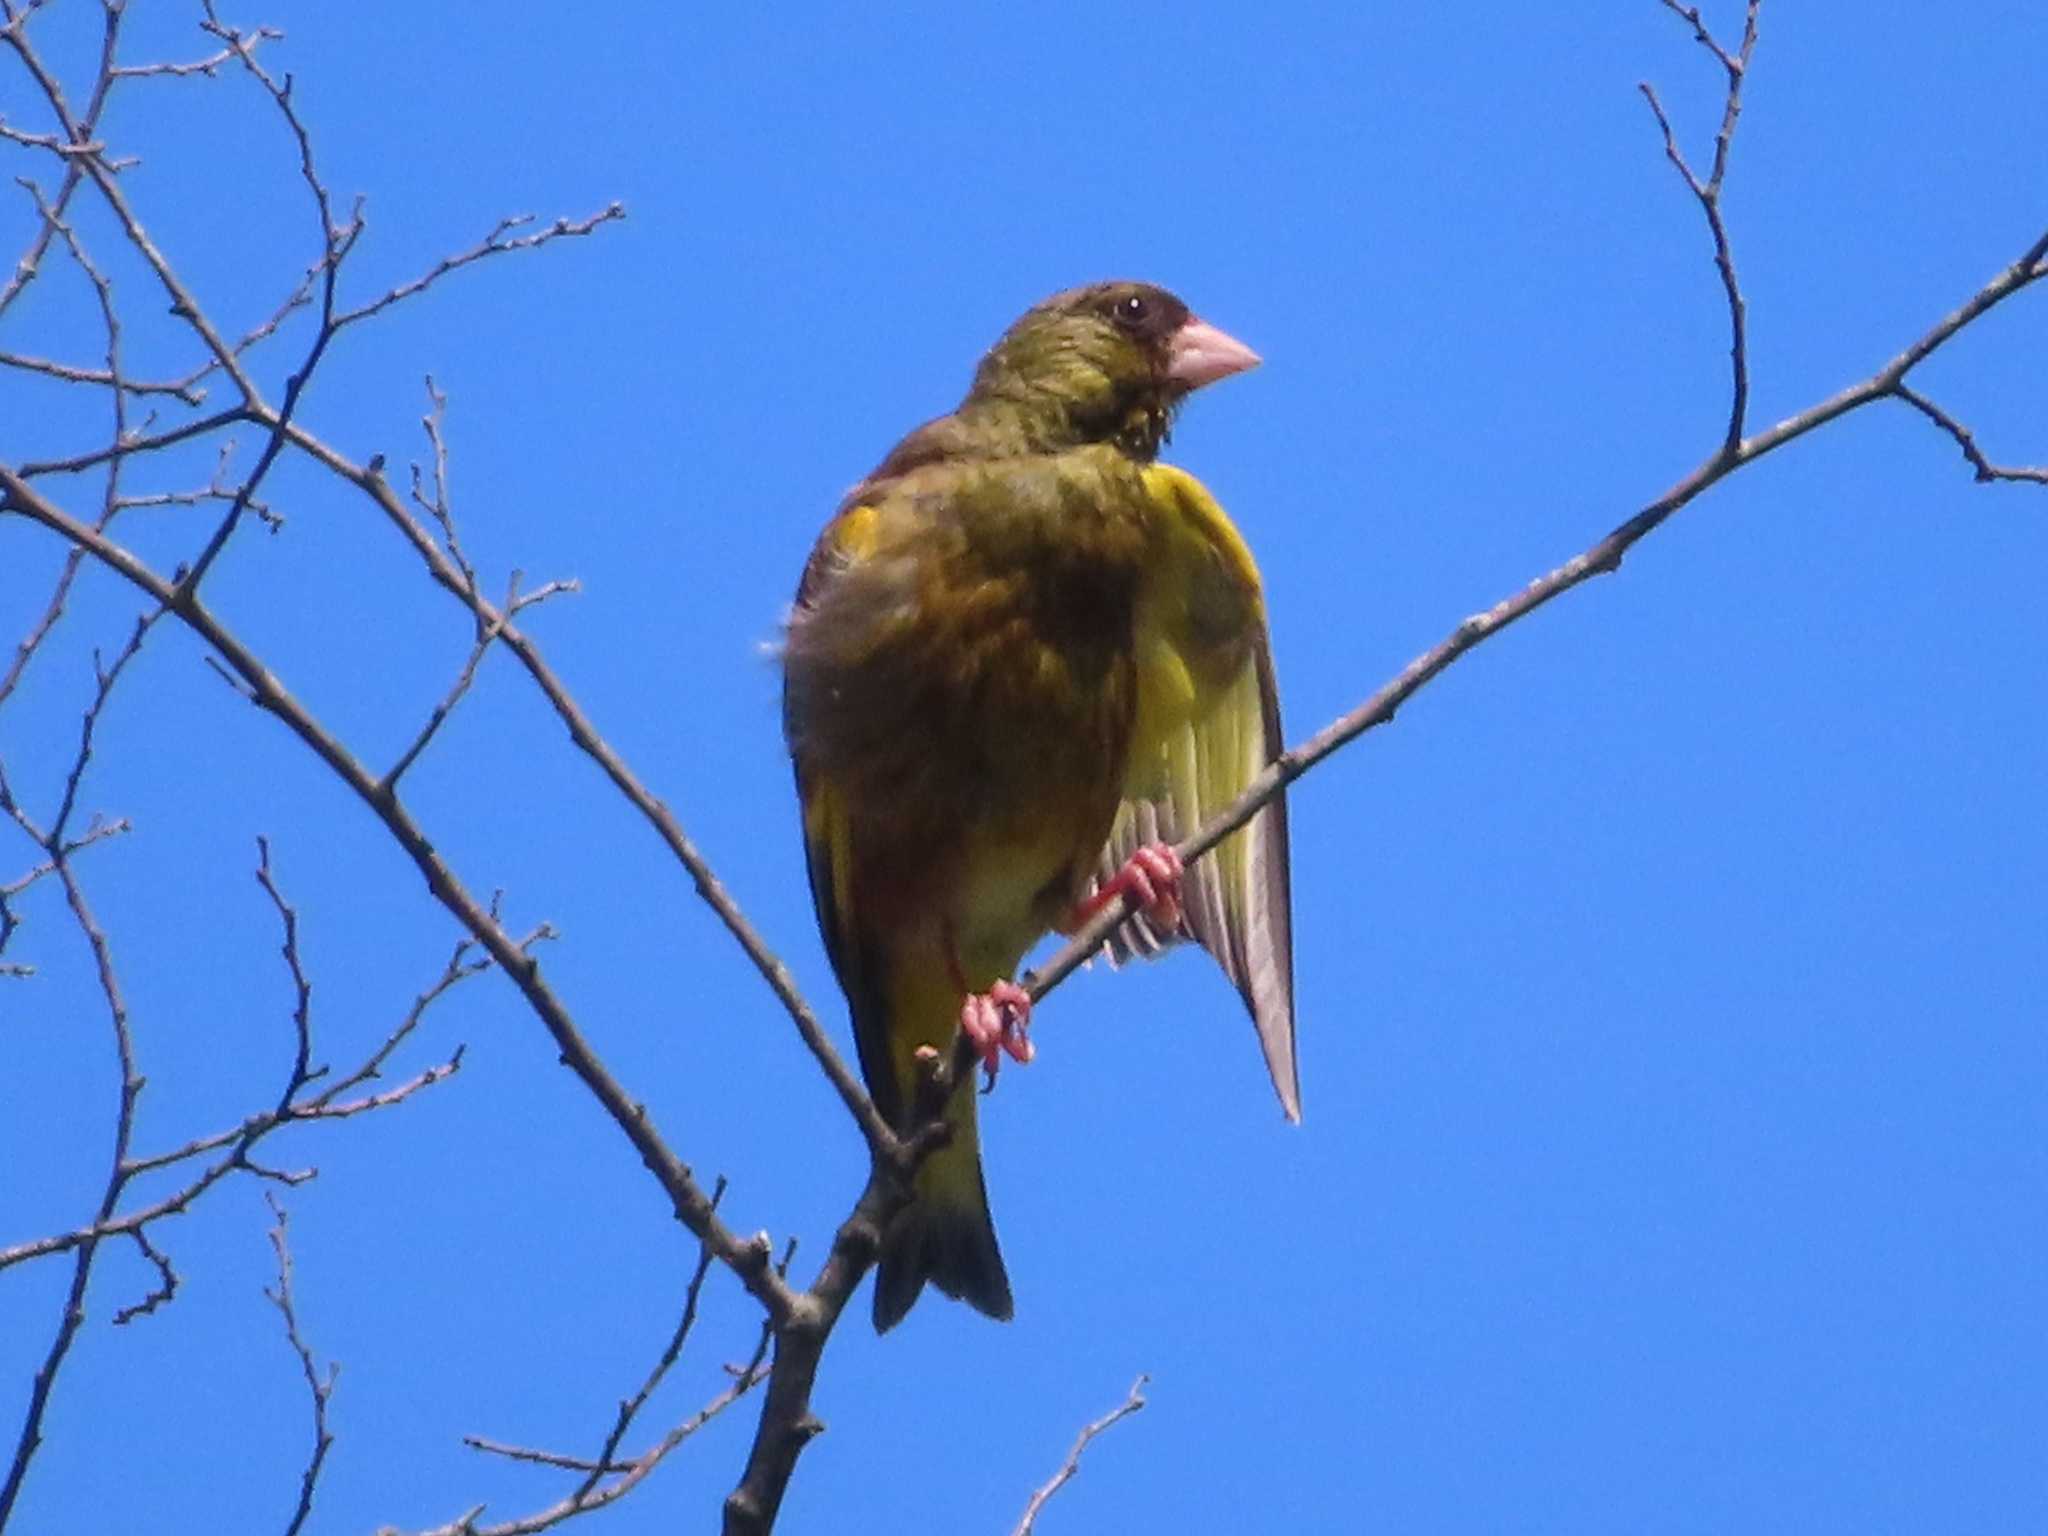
[1103,463,1299,1120]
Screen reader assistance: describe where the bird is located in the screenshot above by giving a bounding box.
[782,281,1296,1332]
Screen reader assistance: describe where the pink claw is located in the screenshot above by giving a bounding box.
[958,979,1033,1092]
[1075,843,1185,932]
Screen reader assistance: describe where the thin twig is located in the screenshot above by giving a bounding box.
[179,386,890,1172]
[0,347,206,402]
[1011,1376,1150,1536]
[1891,385,2048,485]
[111,1227,178,1326]
[50,612,156,860]
[174,3,355,596]
[462,1440,626,1476]
[1009,250,2048,1032]
[383,568,578,796]
[333,206,625,330]
[0,817,130,900]
[434,1358,772,1536]
[575,1178,732,1500]
[264,1194,336,1536]
[0,858,142,1528]
[0,467,798,1324]
[0,1,121,324]
[2,881,478,1272]
[1640,0,1760,454]
[0,543,89,709]
[253,837,321,1108]
[20,406,252,480]
[1,164,140,712]
[273,419,894,1163]
[410,377,474,593]
[6,29,259,400]
[110,26,281,80]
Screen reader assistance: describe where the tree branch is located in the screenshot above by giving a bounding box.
[0,465,799,1326]
[263,1194,335,1536]
[1641,0,1761,455]
[1004,218,2048,1040]
[1011,1375,1149,1536]
[0,853,143,1528]
[1891,385,2048,485]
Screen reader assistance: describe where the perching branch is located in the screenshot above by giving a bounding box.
[1011,88,2048,1040]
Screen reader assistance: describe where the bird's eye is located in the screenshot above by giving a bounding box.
[1113,294,1150,328]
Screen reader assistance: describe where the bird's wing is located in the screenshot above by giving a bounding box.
[1095,465,1298,1121]
[785,498,905,1125]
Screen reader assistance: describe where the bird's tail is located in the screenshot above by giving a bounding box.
[869,964,1014,1332]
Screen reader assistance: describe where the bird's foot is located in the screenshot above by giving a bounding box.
[959,979,1033,1093]
[1072,843,1185,932]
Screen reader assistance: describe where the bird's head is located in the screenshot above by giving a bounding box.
[965,281,1260,460]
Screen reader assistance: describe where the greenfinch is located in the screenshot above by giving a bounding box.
[784,281,1295,1331]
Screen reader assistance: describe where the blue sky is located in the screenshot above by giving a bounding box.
[3,2,2044,1532]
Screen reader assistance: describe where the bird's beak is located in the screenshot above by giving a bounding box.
[1165,316,1261,391]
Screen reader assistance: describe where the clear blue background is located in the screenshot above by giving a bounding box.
[3,2,2043,1532]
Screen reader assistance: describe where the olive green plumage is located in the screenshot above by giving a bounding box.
[784,282,1296,1332]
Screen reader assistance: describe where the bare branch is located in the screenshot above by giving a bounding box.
[6,8,2040,1532]
[410,377,474,593]
[111,1228,178,1326]
[201,650,259,702]
[1640,0,1760,454]
[7,42,260,402]
[3,853,477,1273]
[49,609,159,846]
[174,2,357,596]
[333,205,626,331]
[463,1440,625,1476]
[727,36,2033,1521]
[20,406,252,480]
[446,1307,781,1536]
[264,1195,336,1536]
[575,1178,734,1500]
[0,816,129,901]
[2,1149,251,1270]
[304,932,492,1107]
[1011,1376,1150,1536]
[0,347,206,402]
[0,0,121,324]
[110,26,282,80]
[253,838,321,1104]
[1010,226,2048,1035]
[383,569,576,794]
[0,468,799,1324]
[0,160,147,712]
[429,1366,769,1536]
[0,858,142,1527]
[1892,385,2048,485]
[105,442,282,527]
[0,120,102,156]
[247,412,888,1162]
[0,544,89,710]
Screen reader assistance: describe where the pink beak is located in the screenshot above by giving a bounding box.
[1165,316,1262,390]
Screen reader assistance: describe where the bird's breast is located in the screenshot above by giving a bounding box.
[784,451,1155,928]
